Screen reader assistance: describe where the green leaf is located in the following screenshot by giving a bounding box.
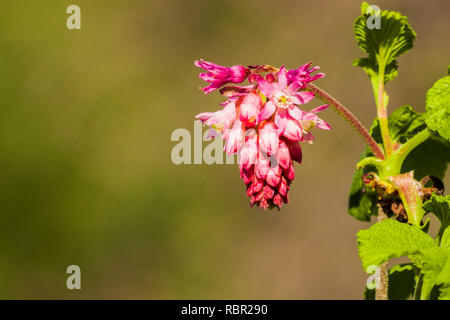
[425,75,450,141]
[371,105,450,180]
[436,263,450,300]
[371,105,425,144]
[420,246,449,299]
[353,2,416,85]
[441,226,450,251]
[348,150,378,222]
[423,195,450,243]
[363,283,376,300]
[364,263,416,300]
[387,264,417,300]
[435,255,450,300]
[438,286,450,300]
[418,227,450,299]
[402,134,450,180]
[357,219,435,270]
[435,228,450,300]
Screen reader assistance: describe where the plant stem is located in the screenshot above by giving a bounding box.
[359,128,432,179]
[376,63,394,159]
[306,83,385,160]
[414,273,424,300]
[376,205,389,300]
[395,128,431,165]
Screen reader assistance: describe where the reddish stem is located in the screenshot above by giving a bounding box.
[306,83,385,160]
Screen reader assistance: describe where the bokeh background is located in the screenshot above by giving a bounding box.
[0,0,448,299]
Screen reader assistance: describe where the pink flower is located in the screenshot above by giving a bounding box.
[257,66,330,141]
[195,98,237,131]
[194,60,330,210]
[286,62,325,86]
[241,138,301,210]
[300,105,332,131]
[224,119,244,155]
[258,122,279,156]
[239,130,258,170]
[239,92,262,127]
[195,59,249,94]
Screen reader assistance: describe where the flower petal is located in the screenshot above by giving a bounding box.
[277,66,287,88]
[258,101,276,122]
[239,93,261,126]
[283,163,295,181]
[287,105,302,121]
[240,166,253,185]
[257,78,275,97]
[273,194,284,208]
[263,185,275,200]
[285,140,302,163]
[316,118,332,130]
[266,165,282,187]
[239,132,258,169]
[195,112,213,122]
[277,177,288,196]
[258,123,279,156]
[224,120,244,154]
[255,151,270,179]
[283,119,303,141]
[295,91,315,104]
[310,104,329,113]
[288,82,303,92]
[277,140,292,170]
[274,109,288,136]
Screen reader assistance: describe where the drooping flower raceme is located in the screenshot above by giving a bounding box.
[194,60,331,210]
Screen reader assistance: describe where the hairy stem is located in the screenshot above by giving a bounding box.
[376,63,394,159]
[306,83,385,160]
[376,205,389,300]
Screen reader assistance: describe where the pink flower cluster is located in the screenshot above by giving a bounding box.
[195,59,331,210]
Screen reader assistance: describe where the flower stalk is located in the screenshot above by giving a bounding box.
[306,83,385,160]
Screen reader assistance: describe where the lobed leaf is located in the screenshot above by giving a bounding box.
[441,226,450,252]
[420,246,448,299]
[353,2,416,85]
[423,195,450,243]
[425,75,450,142]
[348,150,378,222]
[357,219,435,270]
[436,257,450,300]
[414,227,450,300]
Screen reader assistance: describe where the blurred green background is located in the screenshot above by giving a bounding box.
[0,0,448,299]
